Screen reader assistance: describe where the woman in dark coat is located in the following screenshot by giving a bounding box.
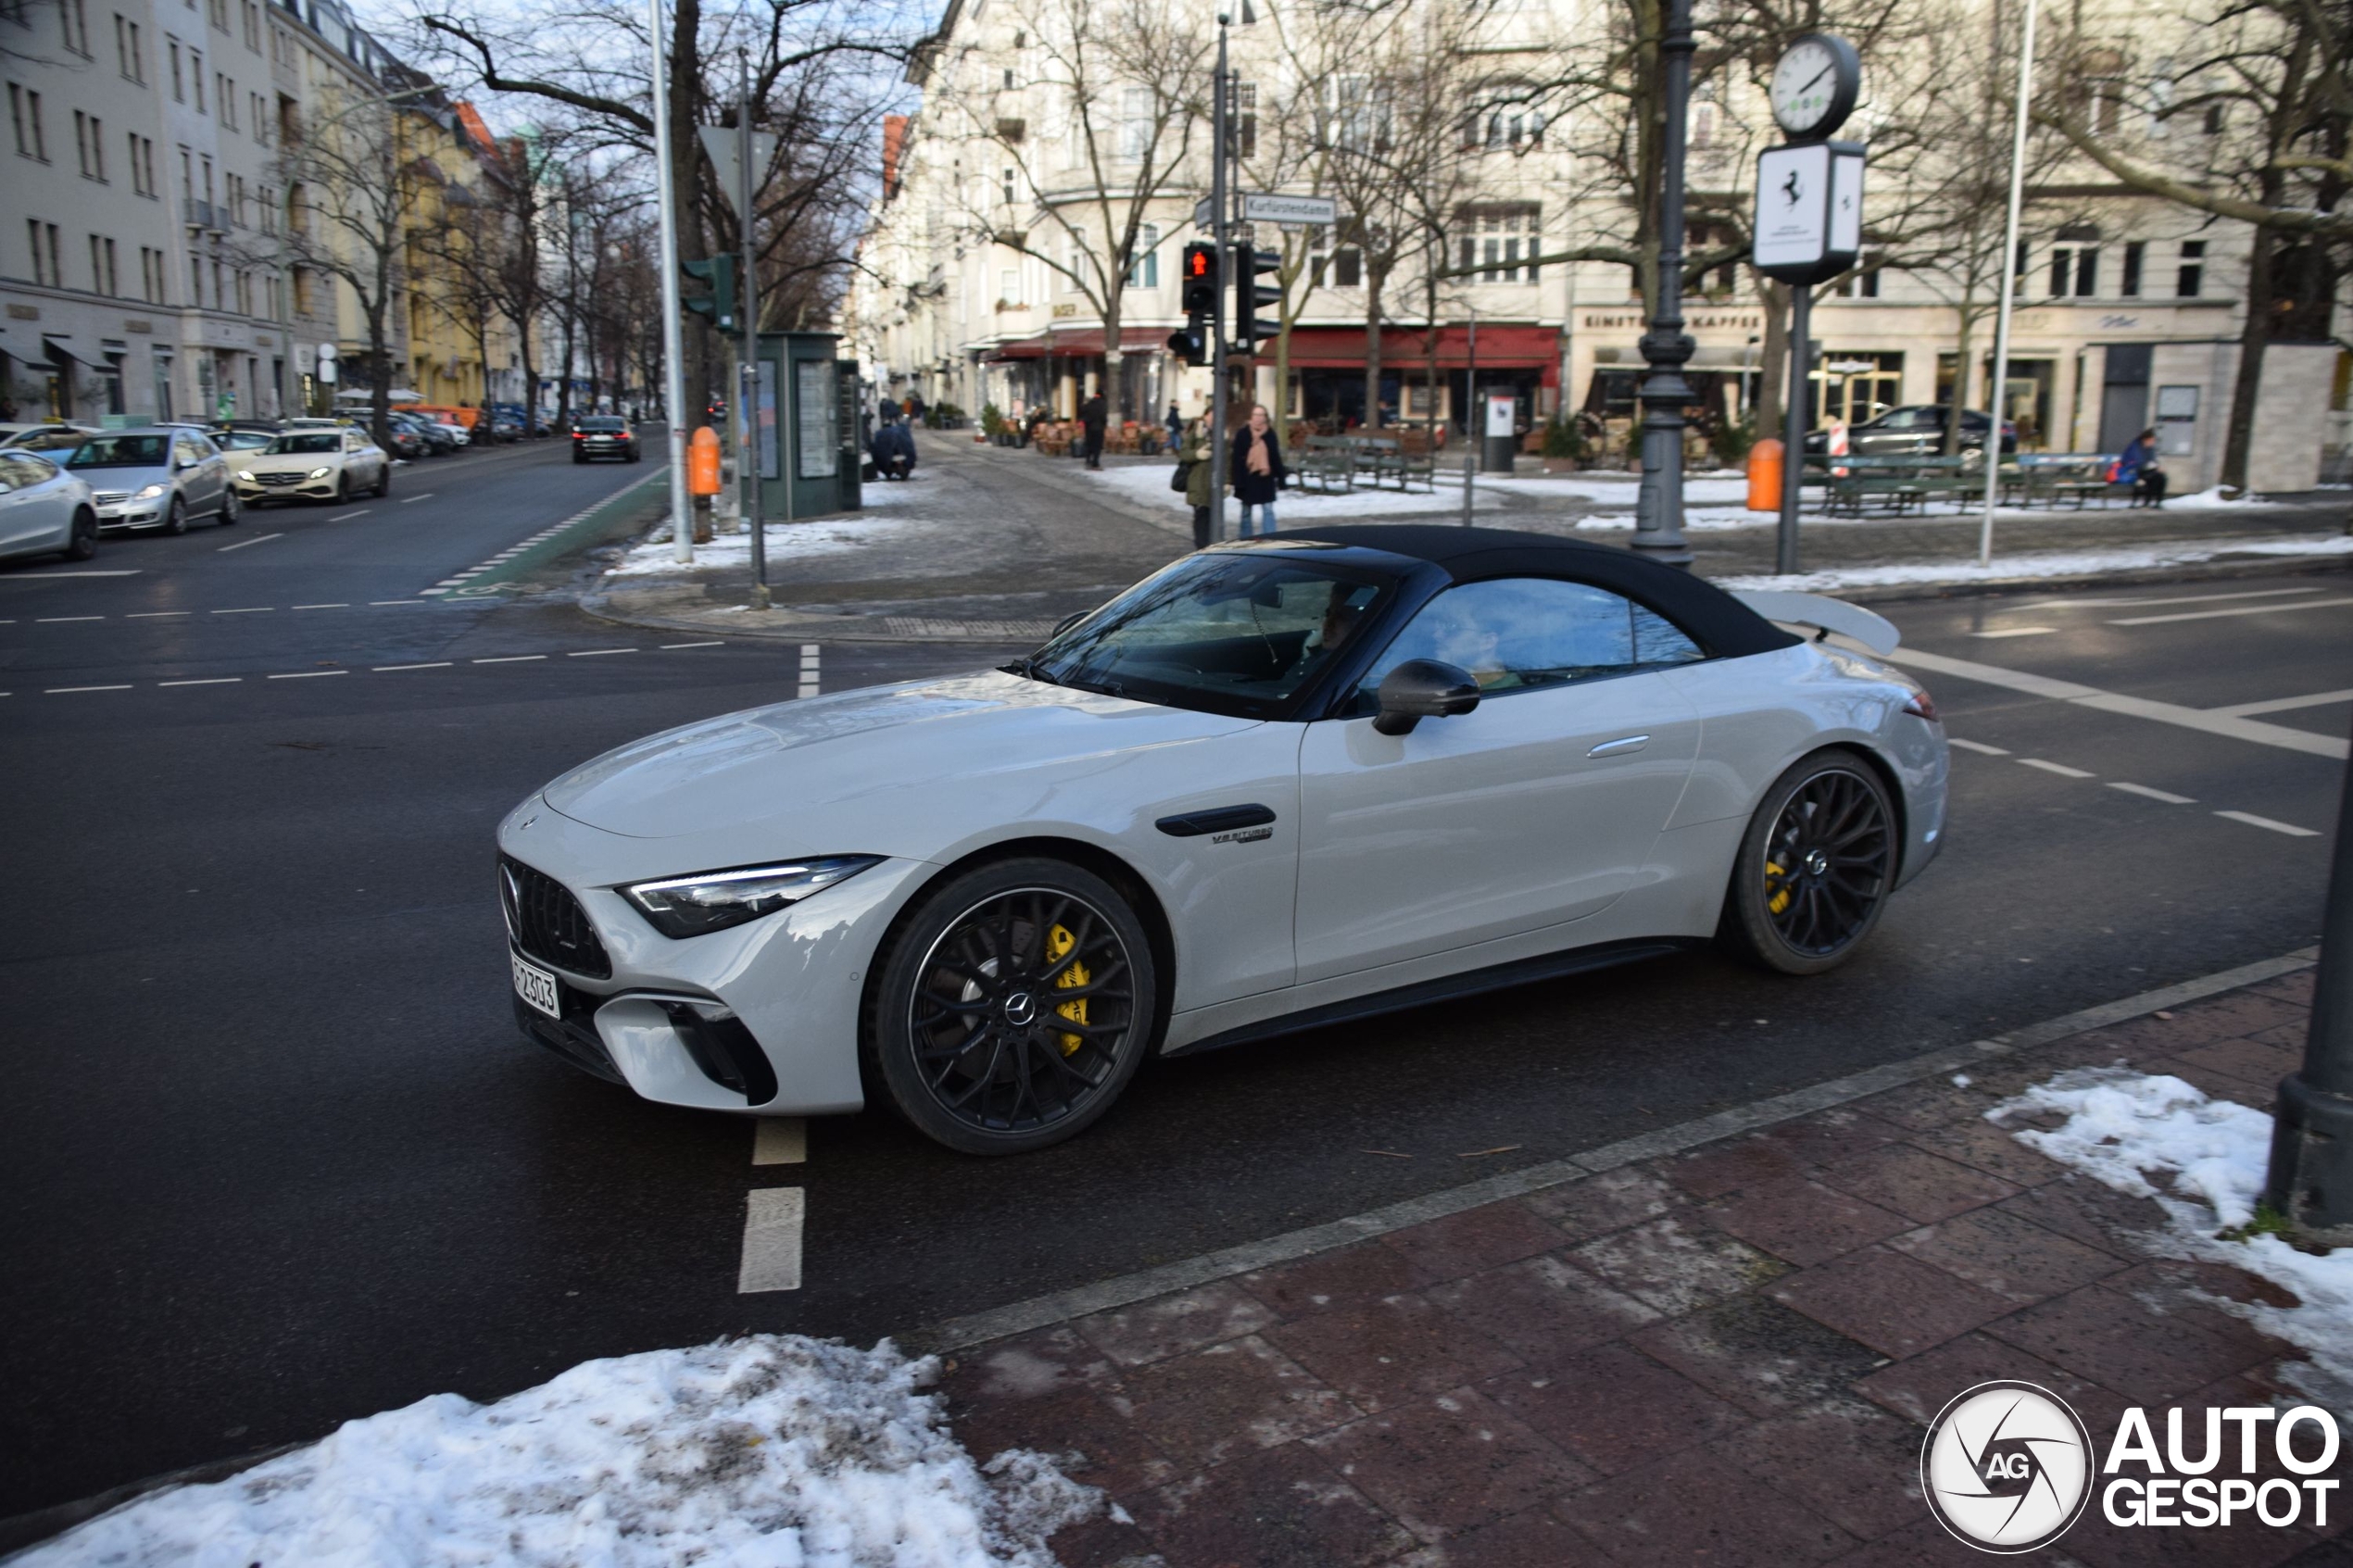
[1229,404,1287,537]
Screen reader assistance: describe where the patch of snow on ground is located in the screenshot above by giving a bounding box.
[23,1336,1096,1568]
[607,515,913,577]
[1478,472,1753,507]
[1715,534,2353,593]
[1085,461,1496,519]
[1993,1069,2353,1410]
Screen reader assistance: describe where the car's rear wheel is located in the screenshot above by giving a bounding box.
[161,496,187,534]
[870,857,1158,1155]
[63,508,97,560]
[217,489,239,525]
[1718,749,1896,976]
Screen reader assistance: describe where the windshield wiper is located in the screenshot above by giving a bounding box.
[999,656,1060,686]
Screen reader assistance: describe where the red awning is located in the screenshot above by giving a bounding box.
[981,335,1050,362]
[981,325,1169,361]
[1280,325,1559,370]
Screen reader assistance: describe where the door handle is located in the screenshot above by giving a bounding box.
[1587,734,1651,758]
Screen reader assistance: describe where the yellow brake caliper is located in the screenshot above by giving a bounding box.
[1766,859,1793,915]
[1046,923,1089,1056]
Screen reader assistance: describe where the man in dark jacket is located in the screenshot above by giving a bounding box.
[1079,387,1109,469]
[870,415,916,480]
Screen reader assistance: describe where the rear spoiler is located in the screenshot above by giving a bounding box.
[1730,590,1901,658]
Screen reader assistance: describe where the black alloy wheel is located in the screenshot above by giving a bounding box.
[872,858,1157,1154]
[64,508,97,561]
[161,496,187,535]
[374,463,391,497]
[1720,750,1896,975]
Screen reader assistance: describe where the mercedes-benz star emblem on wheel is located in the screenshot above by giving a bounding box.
[1922,1381,2095,1552]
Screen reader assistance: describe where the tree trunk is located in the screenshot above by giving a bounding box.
[555,308,576,433]
[1944,293,1980,456]
[1363,270,1385,430]
[2221,223,2276,495]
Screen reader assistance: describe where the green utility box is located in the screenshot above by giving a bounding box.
[752,332,861,519]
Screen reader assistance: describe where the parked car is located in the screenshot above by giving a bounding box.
[388,412,455,457]
[1803,406,2017,459]
[497,526,1948,1154]
[234,426,391,505]
[65,427,238,532]
[0,422,103,454]
[572,416,641,463]
[0,448,99,562]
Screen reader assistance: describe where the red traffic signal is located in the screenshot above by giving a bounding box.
[1180,242,1220,316]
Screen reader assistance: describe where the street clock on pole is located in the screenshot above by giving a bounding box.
[1769,32,1861,142]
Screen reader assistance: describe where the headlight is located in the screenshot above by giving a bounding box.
[133,483,167,500]
[308,465,333,480]
[619,856,881,939]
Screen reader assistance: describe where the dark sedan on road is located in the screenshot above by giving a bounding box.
[1805,406,2017,459]
[572,417,640,463]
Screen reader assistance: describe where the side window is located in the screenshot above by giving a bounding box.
[1356,577,1705,709]
[174,437,200,466]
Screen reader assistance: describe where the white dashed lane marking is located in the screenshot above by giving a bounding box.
[400,494,434,504]
[472,655,545,664]
[2019,758,2095,779]
[32,641,732,693]
[44,684,131,693]
[158,677,241,687]
[2216,810,2322,838]
[1946,738,2009,756]
[2109,596,2353,628]
[1969,627,2056,639]
[798,643,820,700]
[1954,736,2321,839]
[268,670,346,680]
[328,509,371,521]
[372,661,451,671]
[37,616,102,623]
[2109,782,2196,805]
[216,532,283,552]
[737,1188,805,1294]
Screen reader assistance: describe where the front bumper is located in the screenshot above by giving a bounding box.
[238,470,341,501]
[496,797,934,1115]
[94,498,164,529]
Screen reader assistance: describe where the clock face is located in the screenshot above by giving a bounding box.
[1771,34,1856,139]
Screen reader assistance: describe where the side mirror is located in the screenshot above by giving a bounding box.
[1373,659,1480,736]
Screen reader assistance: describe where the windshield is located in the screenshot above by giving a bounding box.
[1021,550,1398,718]
[268,433,342,454]
[220,430,276,450]
[579,419,625,432]
[67,434,169,469]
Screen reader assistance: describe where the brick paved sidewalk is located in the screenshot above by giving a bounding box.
[939,967,2348,1567]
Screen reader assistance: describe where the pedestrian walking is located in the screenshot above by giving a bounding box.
[1164,401,1183,451]
[1079,386,1109,469]
[1231,403,1287,538]
[2114,427,2167,508]
[1180,404,1216,548]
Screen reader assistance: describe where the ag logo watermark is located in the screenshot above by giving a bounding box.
[1922,1383,2343,1552]
[1921,1381,2095,1552]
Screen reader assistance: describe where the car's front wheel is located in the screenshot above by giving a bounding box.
[869,857,1159,1155]
[1718,749,1897,976]
[161,496,187,535]
[63,508,97,560]
[374,464,391,497]
[217,489,239,525]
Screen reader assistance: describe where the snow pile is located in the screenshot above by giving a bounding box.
[1993,1069,2353,1409]
[1477,472,1752,506]
[1716,533,2353,594]
[24,1336,1097,1568]
[1082,460,1496,518]
[607,516,913,577]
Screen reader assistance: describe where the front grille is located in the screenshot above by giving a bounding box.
[255,471,301,486]
[93,490,129,506]
[500,855,612,979]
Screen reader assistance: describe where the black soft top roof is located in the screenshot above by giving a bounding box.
[1269,525,1799,659]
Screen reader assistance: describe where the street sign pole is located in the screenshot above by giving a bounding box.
[1980,0,2038,568]
[2267,711,2353,1232]
[648,0,692,565]
[1630,0,1695,569]
[1778,285,1810,574]
[1209,18,1229,544]
[738,50,767,609]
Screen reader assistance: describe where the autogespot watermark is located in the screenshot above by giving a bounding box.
[1922,1381,2342,1553]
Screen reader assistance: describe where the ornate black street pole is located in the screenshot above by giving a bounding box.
[2266,711,2353,1231]
[1630,0,1695,569]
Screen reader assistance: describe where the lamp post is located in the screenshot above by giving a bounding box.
[1630,0,1696,568]
[1978,0,2038,567]
[648,0,692,564]
[2266,715,2353,1231]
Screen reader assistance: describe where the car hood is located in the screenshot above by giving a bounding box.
[542,670,1263,841]
[70,462,172,488]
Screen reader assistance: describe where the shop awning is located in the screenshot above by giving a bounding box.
[1280,325,1559,370]
[43,333,113,370]
[981,326,1173,361]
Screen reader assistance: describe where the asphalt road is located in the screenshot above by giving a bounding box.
[1,469,2345,1521]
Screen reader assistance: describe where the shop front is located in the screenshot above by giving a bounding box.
[1280,324,1558,436]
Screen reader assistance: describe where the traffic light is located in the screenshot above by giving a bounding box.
[1233,244,1280,357]
[682,255,737,332]
[1168,241,1218,367]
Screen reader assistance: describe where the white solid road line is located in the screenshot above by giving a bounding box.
[1893,647,2349,761]
[400,494,434,504]
[737,1187,805,1294]
[1970,627,2057,638]
[125,611,188,618]
[1947,738,2010,756]
[2216,810,2322,837]
[2110,782,2196,805]
[662,640,724,649]
[2020,758,2095,779]
[2217,689,2353,718]
[752,1119,807,1166]
[37,616,103,622]
[370,598,426,606]
[373,661,452,671]
[2111,596,2353,627]
[294,603,349,610]
[569,647,636,657]
[212,607,272,615]
[472,654,545,664]
[216,532,283,552]
[46,684,132,693]
[159,677,243,687]
[2028,586,2323,611]
[268,670,346,679]
[328,509,371,521]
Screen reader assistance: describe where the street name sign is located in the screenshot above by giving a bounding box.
[1240,193,1338,227]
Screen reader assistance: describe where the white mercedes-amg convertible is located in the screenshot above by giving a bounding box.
[498,526,1947,1153]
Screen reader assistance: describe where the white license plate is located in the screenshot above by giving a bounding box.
[512,951,562,1020]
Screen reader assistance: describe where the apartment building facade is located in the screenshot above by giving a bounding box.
[1,0,515,426]
[845,0,2341,491]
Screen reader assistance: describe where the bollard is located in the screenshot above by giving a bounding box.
[1747,438,1783,512]
[1462,454,1476,526]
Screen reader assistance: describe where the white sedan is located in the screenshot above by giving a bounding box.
[234,428,390,505]
[0,449,98,563]
[497,526,1948,1154]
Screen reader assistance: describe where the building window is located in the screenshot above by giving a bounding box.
[1834,254,1881,296]
[115,15,143,79]
[1119,86,1151,161]
[73,110,104,179]
[90,233,117,294]
[292,266,313,314]
[29,220,60,285]
[241,0,257,48]
[206,0,225,30]
[10,82,47,160]
[187,249,202,306]
[169,38,182,99]
[1000,167,1013,207]
[219,75,234,130]
[2048,245,2097,296]
[1333,247,1362,287]
[2177,239,2204,296]
[997,266,1018,307]
[141,245,167,302]
[1234,80,1256,161]
[190,49,203,111]
[1457,206,1539,283]
[1126,222,1159,288]
[2120,240,2145,296]
[59,0,89,55]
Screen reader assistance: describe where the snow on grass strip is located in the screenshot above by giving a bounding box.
[22,1336,1097,1568]
[1717,533,2353,594]
[1992,1069,2353,1411]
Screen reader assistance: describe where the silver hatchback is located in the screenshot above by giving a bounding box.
[64,427,240,533]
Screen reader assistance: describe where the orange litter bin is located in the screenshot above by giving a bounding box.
[1747,438,1783,511]
[687,426,723,495]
